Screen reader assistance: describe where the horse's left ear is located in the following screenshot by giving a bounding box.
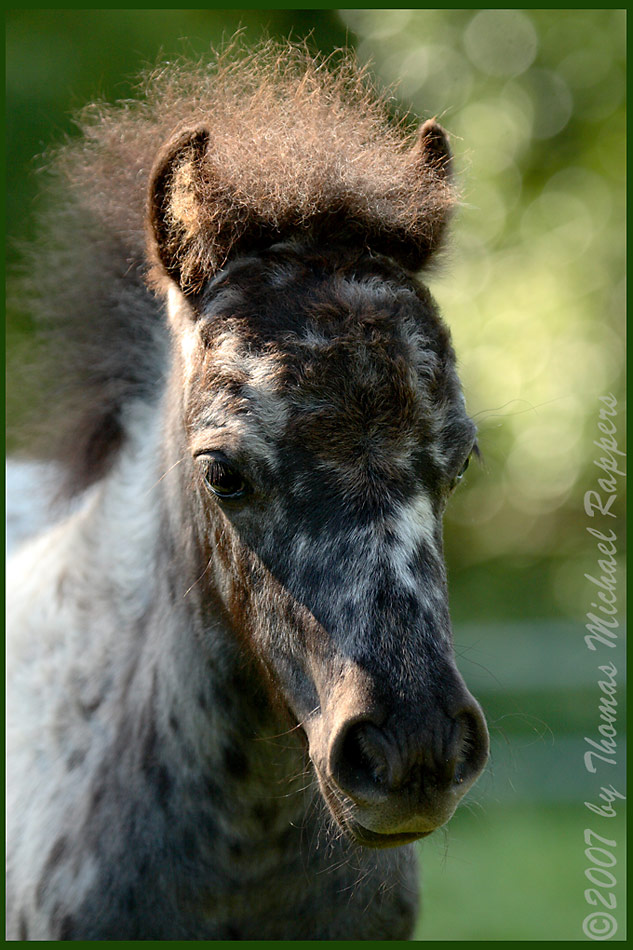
[408,118,454,269]
[147,126,213,295]
[417,118,453,181]
[376,118,454,273]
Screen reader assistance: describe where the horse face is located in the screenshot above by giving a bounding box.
[169,245,489,848]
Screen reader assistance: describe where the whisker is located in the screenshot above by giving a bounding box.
[146,455,186,495]
[182,555,214,599]
[255,707,319,741]
[472,394,572,422]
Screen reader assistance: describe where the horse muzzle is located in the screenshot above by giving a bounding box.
[307,668,489,847]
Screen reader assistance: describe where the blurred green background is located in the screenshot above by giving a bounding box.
[6,9,626,941]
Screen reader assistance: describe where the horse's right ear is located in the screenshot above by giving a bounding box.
[147,127,212,295]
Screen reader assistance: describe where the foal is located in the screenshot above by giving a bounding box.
[6,44,488,939]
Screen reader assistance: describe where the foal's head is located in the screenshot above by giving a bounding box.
[147,61,488,847]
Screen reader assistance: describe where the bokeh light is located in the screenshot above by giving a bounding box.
[463,9,538,78]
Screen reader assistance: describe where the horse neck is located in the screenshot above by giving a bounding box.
[89,398,308,842]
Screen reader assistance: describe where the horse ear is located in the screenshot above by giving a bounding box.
[147,119,456,288]
[417,118,453,181]
[147,127,212,294]
[400,118,454,270]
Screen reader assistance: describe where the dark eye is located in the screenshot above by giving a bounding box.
[456,455,470,481]
[201,457,248,500]
[449,454,471,492]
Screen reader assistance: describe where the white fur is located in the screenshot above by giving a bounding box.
[390,492,438,563]
[5,459,67,555]
[6,401,163,927]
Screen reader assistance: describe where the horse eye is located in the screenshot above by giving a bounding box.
[450,454,471,492]
[201,458,248,499]
[456,455,470,481]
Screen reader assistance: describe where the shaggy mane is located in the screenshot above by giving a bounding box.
[11,39,455,498]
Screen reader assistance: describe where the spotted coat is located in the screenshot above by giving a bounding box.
[6,44,488,940]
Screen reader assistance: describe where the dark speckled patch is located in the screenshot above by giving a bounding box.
[223,745,249,780]
[58,913,75,940]
[36,836,68,908]
[67,748,86,770]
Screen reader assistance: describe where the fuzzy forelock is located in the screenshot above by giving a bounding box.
[11,38,455,498]
[64,39,455,285]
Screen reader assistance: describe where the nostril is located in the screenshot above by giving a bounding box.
[453,706,489,786]
[328,701,488,809]
[331,721,391,801]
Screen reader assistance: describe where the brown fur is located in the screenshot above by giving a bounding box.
[145,45,454,291]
